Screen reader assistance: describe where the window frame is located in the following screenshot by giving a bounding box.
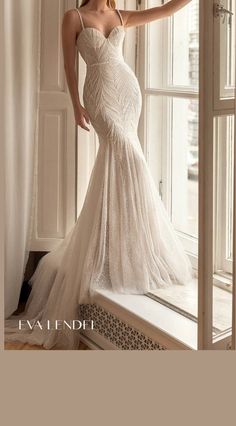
[137,0,199,266]
[137,0,235,349]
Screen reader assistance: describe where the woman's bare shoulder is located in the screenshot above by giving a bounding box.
[62,8,82,28]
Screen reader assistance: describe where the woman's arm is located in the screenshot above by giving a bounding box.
[122,0,192,28]
[61,10,90,131]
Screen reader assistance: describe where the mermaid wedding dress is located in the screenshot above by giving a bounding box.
[5,8,193,349]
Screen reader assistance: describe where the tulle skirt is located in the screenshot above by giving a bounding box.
[5,131,193,349]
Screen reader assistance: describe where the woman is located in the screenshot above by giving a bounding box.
[5,0,193,350]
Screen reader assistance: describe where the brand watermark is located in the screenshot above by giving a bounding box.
[18,319,94,331]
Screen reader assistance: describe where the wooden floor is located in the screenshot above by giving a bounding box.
[5,341,90,350]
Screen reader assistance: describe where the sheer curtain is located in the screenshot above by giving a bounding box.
[3,0,40,317]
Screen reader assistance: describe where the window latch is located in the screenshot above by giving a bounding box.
[159,180,163,199]
[214,2,234,25]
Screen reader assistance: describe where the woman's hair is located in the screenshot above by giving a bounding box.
[80,0,116,9]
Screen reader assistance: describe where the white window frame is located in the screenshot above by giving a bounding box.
[198,0,235,349]
[137,0,199,268]
[138,0,235,280]
[137,0,235,349]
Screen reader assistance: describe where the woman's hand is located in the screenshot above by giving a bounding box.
[74,105,91,131]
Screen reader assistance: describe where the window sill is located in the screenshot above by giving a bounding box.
[91,289,198,350]
[149,279,232,334]
[213,272,232,292]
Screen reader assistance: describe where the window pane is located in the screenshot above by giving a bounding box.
[144,95,199,242]
[219,0,235,98]
[212,284,232,336]
[171,0,199,88]
[171,97,199,238]
[145,95,163,190]
[147,0,199,90]
[226,117,234,261]
[147,0,165,89]
[212,115,234,337]
[214,115,234,274]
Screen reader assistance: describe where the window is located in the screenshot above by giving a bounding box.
[214,115,234,277]
[137,0,235,348]
[216,0,235,100]
[138,0,199,262]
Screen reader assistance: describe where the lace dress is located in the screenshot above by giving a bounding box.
[5,8,193,349]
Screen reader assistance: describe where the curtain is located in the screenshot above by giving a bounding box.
[3,0,40,318]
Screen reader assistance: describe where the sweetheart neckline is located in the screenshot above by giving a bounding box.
[76,25,125,45]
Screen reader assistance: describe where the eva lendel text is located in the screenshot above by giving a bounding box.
[18,320,94,331]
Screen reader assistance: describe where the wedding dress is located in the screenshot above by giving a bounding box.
[5,8,193,350]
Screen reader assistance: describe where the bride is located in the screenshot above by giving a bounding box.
[5,0,193,350]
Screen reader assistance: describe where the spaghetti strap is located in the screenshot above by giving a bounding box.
[116,9,124,26]
[75,8,85,30]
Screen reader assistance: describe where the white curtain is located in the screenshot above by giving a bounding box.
[3,0,40,317]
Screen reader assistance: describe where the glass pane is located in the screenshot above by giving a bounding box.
[147,0,165,89]
[213,115,234,337]
[219,0,235,98]
[226,117,234,261]
[171,98,199,238]
[147,0,199,89]
[214,115,234,274]
[171,0,199,88]
[145,94,198,329]
[212,285,232,336]
[145,95,163,190]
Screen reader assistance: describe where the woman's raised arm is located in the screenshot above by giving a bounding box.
[122,0,192,28]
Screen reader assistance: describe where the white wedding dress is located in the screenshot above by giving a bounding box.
[5,8,193,349]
